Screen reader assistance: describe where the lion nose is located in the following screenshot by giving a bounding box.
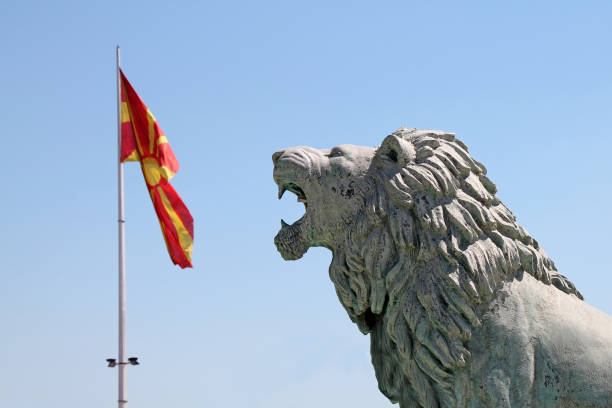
[272,150,285,164]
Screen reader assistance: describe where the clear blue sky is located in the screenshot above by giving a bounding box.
[1,1,610,407]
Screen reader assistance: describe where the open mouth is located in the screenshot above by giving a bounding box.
[274,180,310,260]
[278,182,308,208]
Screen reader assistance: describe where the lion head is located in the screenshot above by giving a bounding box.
[272,128,582,407]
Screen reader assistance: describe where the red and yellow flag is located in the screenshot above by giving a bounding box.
[120,69,194,268]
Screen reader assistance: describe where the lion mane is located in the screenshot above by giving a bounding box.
[327,128,582,408]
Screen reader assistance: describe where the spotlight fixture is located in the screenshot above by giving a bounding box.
[106,357,139,367]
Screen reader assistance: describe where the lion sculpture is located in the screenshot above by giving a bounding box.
[272,128,612,407]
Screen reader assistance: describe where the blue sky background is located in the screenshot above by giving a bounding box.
[1,1,611,407]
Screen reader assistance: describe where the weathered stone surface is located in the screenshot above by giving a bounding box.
[272,128,612,407]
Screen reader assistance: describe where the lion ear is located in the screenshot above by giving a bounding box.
[376,134,416,167]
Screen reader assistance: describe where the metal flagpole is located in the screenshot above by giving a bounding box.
[116,45,128,408]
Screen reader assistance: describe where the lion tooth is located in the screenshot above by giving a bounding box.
[278,185,286,199]
[281,219,289,228]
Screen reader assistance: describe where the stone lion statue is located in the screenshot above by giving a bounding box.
[272,128,612,407]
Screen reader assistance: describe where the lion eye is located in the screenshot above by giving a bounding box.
[328,148,344,158]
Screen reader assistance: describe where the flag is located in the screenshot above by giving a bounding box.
[120,69,194,268]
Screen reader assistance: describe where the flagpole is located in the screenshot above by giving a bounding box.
[116,45,128,408]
